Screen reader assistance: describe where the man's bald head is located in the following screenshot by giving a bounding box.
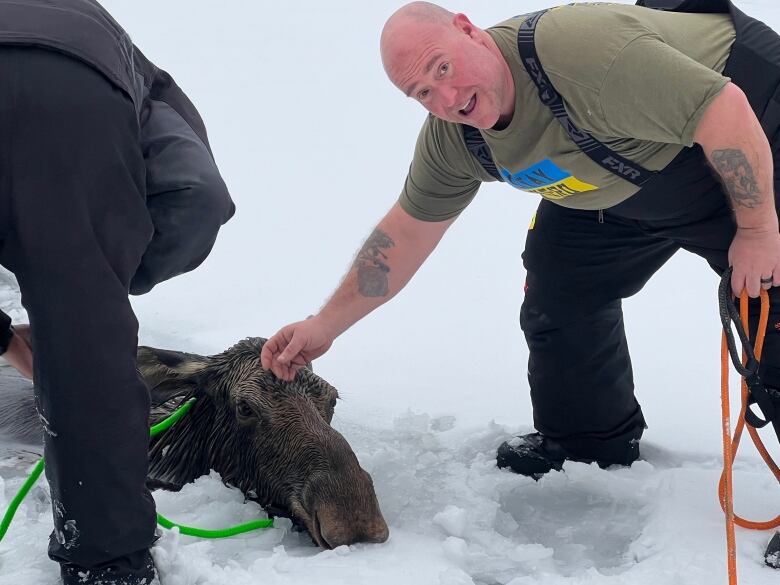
[378,2,516,129]
[380,2,456,84]
[383,1,454,33]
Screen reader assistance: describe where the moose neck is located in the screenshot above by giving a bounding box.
[148,396,240,489]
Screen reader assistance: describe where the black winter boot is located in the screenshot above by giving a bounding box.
[60,549,157,585]
[496,432,639,479]
[497,432,571,478]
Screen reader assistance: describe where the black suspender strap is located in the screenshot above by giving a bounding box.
[461,124,503,181]
[636,0,730,13]
[517,10,657,187]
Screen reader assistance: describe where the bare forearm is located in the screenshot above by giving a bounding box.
[317,202,454,338]
[694,82,780,297]
[709,139,776,232]
[696,83,778,232]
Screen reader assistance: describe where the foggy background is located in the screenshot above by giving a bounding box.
[99,0,777,452]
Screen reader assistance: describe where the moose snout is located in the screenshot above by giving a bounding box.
[316,502,389,548]
[302,463,390,548]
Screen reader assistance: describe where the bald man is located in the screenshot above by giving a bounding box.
[262,0,780,478]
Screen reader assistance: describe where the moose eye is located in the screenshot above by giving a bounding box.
[236,401,254,419]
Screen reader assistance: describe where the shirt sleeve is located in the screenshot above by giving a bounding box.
[597,34,730,146]
[398,116,486,222]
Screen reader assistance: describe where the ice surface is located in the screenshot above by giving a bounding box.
[3,411,778,584]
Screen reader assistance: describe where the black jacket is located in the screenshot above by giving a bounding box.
[0,0,236,296]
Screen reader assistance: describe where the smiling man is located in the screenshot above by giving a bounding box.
[385,5,516,130]
[262,0,780,483]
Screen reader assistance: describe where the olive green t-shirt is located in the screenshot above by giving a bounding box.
[399,3,736,221]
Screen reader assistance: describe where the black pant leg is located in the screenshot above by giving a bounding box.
[521,200,679,463]
[0,48,156,581]
[519,15,780,463]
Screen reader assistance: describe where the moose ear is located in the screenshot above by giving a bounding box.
[147,367,221,408]
[146,376,198,408]
[137,346,210,406]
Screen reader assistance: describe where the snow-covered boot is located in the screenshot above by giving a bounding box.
[496,432,575,478]
[60,549,157,585]
[496,431,641,479]
[766,531,780,569]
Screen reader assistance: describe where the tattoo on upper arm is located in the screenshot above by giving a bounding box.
[356,229,395,297]
[711,148,761,209]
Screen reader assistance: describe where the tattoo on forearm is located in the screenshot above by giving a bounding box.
[356,229,395,297]
[711,148,762,209]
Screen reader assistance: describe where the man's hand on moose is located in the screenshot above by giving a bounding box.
[261,318,334,381]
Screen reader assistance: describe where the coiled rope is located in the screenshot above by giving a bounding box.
[717,268,780,583]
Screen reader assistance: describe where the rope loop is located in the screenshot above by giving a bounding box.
[718,269,780,583]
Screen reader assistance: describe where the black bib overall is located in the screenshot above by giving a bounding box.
[518,1,780,464]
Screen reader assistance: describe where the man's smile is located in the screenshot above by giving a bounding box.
[459,93,476,116]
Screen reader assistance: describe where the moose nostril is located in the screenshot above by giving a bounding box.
[367,520,390,543]
[311,511,333,550]
[316,505,390,547]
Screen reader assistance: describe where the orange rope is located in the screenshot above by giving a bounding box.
[719,289,780,585]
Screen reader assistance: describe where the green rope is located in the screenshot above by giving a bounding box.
[0,458,44,541]
[156,513,273,537]
[1,397,273,542]
[149,397,198,436]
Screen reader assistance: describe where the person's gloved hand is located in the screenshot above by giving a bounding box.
[4,324,33,380]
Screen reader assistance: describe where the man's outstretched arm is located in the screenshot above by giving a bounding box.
[261,202,456,379]
[694,81,780,297]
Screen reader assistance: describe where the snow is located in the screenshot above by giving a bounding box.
[2,0,780,584]
[4,409,779,584]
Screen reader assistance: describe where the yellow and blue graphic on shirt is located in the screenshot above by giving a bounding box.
[499,159,597,200]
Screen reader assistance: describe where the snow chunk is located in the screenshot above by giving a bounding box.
[433,505,468,538]
[438,567,475,584]
[442,536,469,564]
